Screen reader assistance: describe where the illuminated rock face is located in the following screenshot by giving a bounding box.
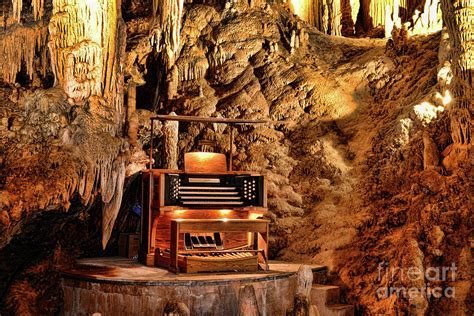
[151,0,184,68]
[0,23,49,83]
[48,0,120,107]
[48,0,105,101]
[47,0,127,248]
[441,0,473,147]
[289,0,443,36]
[0,0,128,259]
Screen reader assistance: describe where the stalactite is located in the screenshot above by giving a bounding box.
[48,0,103,100]
[368,0,442,37]
[127,82,138,145]
[440,0,473,146]
[304,0,342,36]
[47,0,126,248]
[410,0,442,35]
[341,0,359,35]
[178,57,209,82]
[32,0,44,20]
[11,0,22,23]
[0,23,48,83]
[101,155,127,249]
[384,0,401,37]
[151,0,184,69]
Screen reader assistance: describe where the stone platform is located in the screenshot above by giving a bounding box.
[61,257,325,315]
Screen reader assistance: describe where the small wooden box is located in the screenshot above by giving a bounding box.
[119,233,139,258]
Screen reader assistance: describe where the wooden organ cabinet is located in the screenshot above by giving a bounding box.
[139,115,275,273]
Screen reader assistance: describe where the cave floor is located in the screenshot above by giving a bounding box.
[61,257,325,285]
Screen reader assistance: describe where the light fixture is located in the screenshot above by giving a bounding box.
[219,209,232,216]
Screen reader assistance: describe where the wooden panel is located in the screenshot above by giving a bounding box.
[148,169,263,176]
[154,210,248,251]
[138,173,154,266]
[184,152,227,173]
[119,233,139,258]
[175,219,269,233]
[170,221,179,273]
[184,255,259,273]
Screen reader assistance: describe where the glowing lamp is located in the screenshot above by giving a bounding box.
[249,213,261,220]
[174,210,186,216]
[184,152,227,173]
[219,209,232,216]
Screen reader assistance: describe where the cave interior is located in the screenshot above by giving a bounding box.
[0,0,472,315]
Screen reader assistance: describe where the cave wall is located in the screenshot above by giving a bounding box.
[289,0,443,37]
[0,1,131,313]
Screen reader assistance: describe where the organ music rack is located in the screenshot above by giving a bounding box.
[139,115,282,273]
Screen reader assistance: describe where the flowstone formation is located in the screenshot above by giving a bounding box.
[0,0,472,314]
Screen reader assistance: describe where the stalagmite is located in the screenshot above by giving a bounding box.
[167,65,179,99]
[296,265,313,297]
[127,82,138,146]
[423,131,440,169]
[163,112,179,169]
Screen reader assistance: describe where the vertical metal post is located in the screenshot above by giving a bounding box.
[149,119,154,169]
[229,124,234,171]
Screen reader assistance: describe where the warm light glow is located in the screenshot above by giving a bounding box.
[413,102,444,125]
[219,209,232,216]
[85,0,100,11]
[174,210,186,215]
[290,0,308,21]
[249,213,261,220]
[436,90,452,106]
[194,152,219,159]
[221,218,229,222]
[184,152,227,172]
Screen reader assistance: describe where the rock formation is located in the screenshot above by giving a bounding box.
[291,0,443,37]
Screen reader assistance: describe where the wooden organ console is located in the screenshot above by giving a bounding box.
[139,115,277,273]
